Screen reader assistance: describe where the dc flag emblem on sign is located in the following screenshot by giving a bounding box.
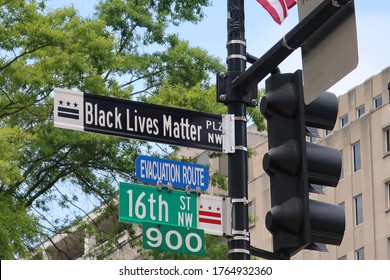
[256,0,297,24]
[54,88,84,131]
[199,205,222,226]
[57,100,80,120]
[197,195,231,236]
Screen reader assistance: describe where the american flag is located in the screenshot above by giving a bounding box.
[256,0,297,25]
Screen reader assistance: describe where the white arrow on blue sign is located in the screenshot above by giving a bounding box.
[135,155,209,191]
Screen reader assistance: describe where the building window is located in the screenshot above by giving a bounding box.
[356,247,365,260]
[385,127,390,153]
[374,95,383,109]
[388,82,390,103]
[248,200,256,227]
[308,136,317,143]
[388,238,390,259]
[352,141,361,172]
[386,182,390,209]
[340,114,349,128]
[356,105,365,118]
[354,194,363,226]
[339,150,344,180]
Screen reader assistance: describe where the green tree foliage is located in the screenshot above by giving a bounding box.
[0,193,40,259]
[0,127,39,259]
[0,0,223,259]
[0,0,264,259]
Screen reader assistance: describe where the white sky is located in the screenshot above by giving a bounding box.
[47,0,390,96]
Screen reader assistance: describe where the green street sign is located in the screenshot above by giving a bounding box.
[119,182,197,228]
[143,223,204,256]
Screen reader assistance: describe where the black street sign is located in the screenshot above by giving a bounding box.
[54,88,223,151]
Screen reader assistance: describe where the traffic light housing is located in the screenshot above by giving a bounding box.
[260,70,345,258]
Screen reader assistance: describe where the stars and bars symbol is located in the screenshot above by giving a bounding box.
[54,88,84,131]
[198,204,222,225]
[57,99,80,120]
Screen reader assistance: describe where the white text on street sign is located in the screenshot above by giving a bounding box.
[119,182,197,228]
[54,88,223,151]
[135,155,209,191]
[143,223,204,256]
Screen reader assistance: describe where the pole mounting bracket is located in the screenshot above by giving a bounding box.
[222,114,235,154]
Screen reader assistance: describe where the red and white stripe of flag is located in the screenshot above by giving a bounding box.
[197,195,230,236]
[256,0,297,25]
[198,205,222,225]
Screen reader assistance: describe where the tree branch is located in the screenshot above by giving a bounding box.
[25,168,74,207]
[0,44,54,71]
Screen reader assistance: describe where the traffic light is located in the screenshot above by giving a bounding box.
[260,69,345,258]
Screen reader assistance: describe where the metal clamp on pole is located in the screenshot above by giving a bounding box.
[226,39,246,63]
[228,248,251,255]
[226,39,246,46]
[231,197,249,205]
[282,36,296,51]
[233,145,247,151]
[234,116,246,122]
[228,235,250,242]
[231,229,250,237]
[226,54,247,62]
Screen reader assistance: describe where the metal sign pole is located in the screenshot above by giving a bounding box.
[226,0,250,260]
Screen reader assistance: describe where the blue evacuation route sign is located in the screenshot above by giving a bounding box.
[135,155,209,191]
